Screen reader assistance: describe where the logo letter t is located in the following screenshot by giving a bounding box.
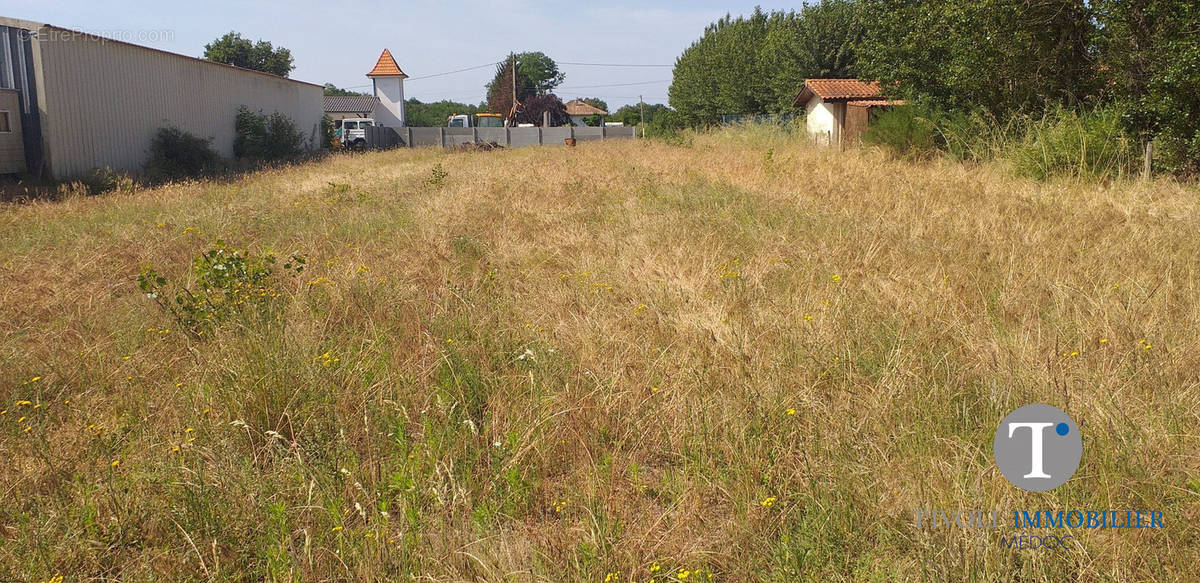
[1008,422,1054,478]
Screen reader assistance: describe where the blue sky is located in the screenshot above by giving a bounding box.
[6,1,801,109]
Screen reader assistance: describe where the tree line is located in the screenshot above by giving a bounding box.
[667,0,1200,174]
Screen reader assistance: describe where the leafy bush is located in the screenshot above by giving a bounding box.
[645,108,688,140]
[1006,107,1136,181]
[423,163,448,188]
[319,115,337,149]
[138,242,306,339]
[144,126,221,182]
[234,106,305,161]
[80,166,137,195]
[514,94,569,127]
[861,103,940,159]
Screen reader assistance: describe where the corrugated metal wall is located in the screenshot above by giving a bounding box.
[0,89,25,173]
[34,27,323,179]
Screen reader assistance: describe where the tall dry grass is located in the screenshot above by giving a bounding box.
[1,127,1198,581]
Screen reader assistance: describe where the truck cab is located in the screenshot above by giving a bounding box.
[337,118,375,147]
[447,113,508,128]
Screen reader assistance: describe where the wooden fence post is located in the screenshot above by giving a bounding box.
[1142,141,1153,180]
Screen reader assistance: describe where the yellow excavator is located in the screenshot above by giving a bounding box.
[446,112,507,128]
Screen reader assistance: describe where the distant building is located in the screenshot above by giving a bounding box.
[365,49,407,127]
[565,99,607,127]
[0,16,324,179]
[323,95,380,122]
[793,79,903,148]
[323,50,408,128]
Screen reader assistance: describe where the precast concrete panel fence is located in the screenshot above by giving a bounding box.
[363,125,637,150]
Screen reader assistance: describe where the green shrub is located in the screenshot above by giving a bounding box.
[1006,106,1136,181]
[144,126,221,182]
[80,166,137,195]
[861,103,940,159]
[645,108,687,140]
[423,163,448,189]
[934,108,1017,163]
[319,115,337,149]
[137,242,307,339]
[235,106,305,161]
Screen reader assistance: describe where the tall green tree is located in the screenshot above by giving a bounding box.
[855,0,1095,116]
[611,103,671,126]
[669,3,865,125]
[405,99,481,127]
[1092,0,1200,173]
[204,32,294,77]
[485,52,565,115]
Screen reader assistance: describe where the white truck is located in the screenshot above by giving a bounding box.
[336,118,375,147]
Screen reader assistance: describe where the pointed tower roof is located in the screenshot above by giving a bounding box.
[366,49,408,78]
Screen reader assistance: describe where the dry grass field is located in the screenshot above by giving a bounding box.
[1,127,1198,581]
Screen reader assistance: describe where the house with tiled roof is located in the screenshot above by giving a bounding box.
[793,79,904,147]
[564,99,608,127]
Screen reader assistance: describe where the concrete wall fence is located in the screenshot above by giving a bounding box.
[366,125,637,149]
[1,16,324,179]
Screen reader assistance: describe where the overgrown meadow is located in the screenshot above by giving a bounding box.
[1,127,1197,581]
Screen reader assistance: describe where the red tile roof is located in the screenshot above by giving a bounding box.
[366,49,408,78]
[793,79,884,107]
[847,99,906,107]
[565,99,607,116]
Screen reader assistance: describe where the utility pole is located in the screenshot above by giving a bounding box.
[509,52,517,127]
[639,94,645,138]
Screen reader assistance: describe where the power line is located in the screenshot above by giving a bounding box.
[332,61,503,91]
[557,79,670,90]
[406,61,505,81]
[559,61,673,68]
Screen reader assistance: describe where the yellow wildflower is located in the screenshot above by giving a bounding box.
[786,408,796,416]
[760,496,777,508]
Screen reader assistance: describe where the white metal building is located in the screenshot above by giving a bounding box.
[0,16,324,179]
